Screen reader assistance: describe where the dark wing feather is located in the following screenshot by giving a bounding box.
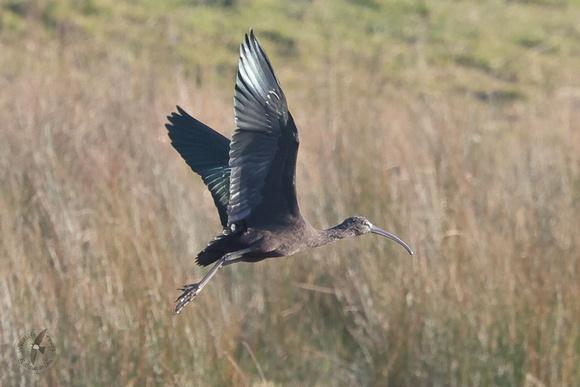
[34,329,47,345]
[228,29,299,225]
[30,348,37,364]
[166,106,231,228]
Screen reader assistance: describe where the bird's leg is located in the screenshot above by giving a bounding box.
[174,257,225,314]
[174,247,254,314]
[222,257,245,267]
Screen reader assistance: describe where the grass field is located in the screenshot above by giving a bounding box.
[2,0,579,385]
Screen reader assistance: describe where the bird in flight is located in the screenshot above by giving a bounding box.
[166,29,413,314]
[30,329,47,365]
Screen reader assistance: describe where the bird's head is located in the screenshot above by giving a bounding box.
[341,216,414,255]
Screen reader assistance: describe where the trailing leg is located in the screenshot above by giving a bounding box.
[173,247,254,314]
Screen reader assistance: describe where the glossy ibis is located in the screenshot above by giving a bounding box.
[166,29,413,314]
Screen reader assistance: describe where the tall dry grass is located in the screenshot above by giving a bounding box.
[1,1,579,386]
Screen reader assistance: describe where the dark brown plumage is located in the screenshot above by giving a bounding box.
[166,29,413,314]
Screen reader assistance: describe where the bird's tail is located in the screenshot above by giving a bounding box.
[195,233,234,267]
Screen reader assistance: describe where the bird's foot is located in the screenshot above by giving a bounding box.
[174,283,201,314]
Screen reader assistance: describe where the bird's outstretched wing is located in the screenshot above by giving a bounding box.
[228,29,300,226]
[166,106,231,228]
[30,347,37,365]
[34,329,47,346]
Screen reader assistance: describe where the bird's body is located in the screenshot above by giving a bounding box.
[166,29,412,314]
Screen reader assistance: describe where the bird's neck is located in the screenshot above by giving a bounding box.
[307,223,353,249]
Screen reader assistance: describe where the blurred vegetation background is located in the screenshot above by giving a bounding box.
[1,0,579,385]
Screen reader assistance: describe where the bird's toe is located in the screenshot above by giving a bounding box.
[177,283,199,292]
[173,283,201,314]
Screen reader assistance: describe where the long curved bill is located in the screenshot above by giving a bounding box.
[370,225,414,255]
